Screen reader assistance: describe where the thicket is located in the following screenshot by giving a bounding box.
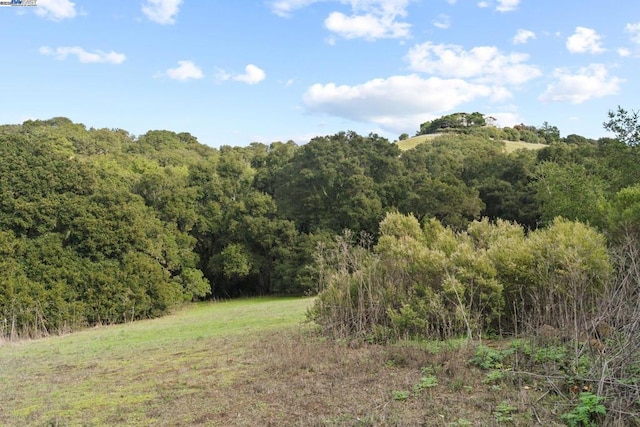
[310,213,612,341]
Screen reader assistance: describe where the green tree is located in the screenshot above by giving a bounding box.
[603,105,640,146]
[531,162,608,228]
[537,121,561,144]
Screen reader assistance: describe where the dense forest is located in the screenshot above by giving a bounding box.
[1,112,639,340]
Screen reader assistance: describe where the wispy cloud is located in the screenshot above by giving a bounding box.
[496,0,519,12]
[268,0,320,18]
[626,22,640,44]
[39,46,126,64]
[433,14,451,30]
[35,0,76,21]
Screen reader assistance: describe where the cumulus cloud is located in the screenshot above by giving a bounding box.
[477,1,489,8]
[539,64,622,104]
[303,74,502,132]
[325,0,411,40]
[270,0,412,40]
[35,0,76,21]
[406,42,541,85]
[324,11,410,39]
[496,0,520,12]
[486,111,523,128]
[513,29,535,44]
[39,46,126,64]
[216,64,266,85]
[566,27,605,54]
[161,60,204,81]
[233,64,266,84]
[626,22,640,44]
[142,0,183,25]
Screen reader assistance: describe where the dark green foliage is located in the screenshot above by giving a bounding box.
[417,112,486,135]
[2,109,640,343]
[272,131,399,234]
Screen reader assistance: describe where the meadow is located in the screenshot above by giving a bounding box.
[1,297,573,426]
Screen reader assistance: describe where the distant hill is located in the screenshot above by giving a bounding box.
[396,133,548,153]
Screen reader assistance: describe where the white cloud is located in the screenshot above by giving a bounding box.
[216,64,266,85]
[406,42,541,85]
[269,0,320,17]
[496,0,519,12]
[325,11,410,39]
[626,22,640,44]
[233,64,266,84]
[142,0,182,25]
[539,64,622,104]
[618,47,631,57]
[513,29,535,44]
[39,46,126,64]
[325,0,411,40]
[566,27,605,54]
[303,74,500,132]
[163,60,204,81]
[35,0,76,21]
[477,1,489,8]
[433,14,451,30]
[487,111,523,128]
[271,0,412,40]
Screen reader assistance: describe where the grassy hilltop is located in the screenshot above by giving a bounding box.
[397,133,548,153]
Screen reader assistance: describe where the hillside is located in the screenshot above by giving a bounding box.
[397,133,548,152]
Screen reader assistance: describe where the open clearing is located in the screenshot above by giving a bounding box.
[1,298,565,426]
[397,134,548,153]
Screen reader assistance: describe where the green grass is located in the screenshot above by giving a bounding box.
[396,134,442,150]
[396,133,547,153]
[0,297,313,426]
[0,297,573,426]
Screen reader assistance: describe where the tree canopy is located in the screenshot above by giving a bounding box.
[1,109,639,338]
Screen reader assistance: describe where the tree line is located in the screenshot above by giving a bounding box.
[1,111,639,338]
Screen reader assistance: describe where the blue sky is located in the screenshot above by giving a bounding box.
[1,0,639,147]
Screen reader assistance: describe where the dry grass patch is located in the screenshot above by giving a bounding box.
[214,332,565,426]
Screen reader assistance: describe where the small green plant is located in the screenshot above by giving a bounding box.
[392,390,411,401]
[493,401,516,423]
[532,345,567,365]
[468,345,509,369]
[561,392,606,427]
[482,369,505,385]
[413,375,438,392]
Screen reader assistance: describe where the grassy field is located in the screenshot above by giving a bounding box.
[396,134,548,153]
[1,298,569,426]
